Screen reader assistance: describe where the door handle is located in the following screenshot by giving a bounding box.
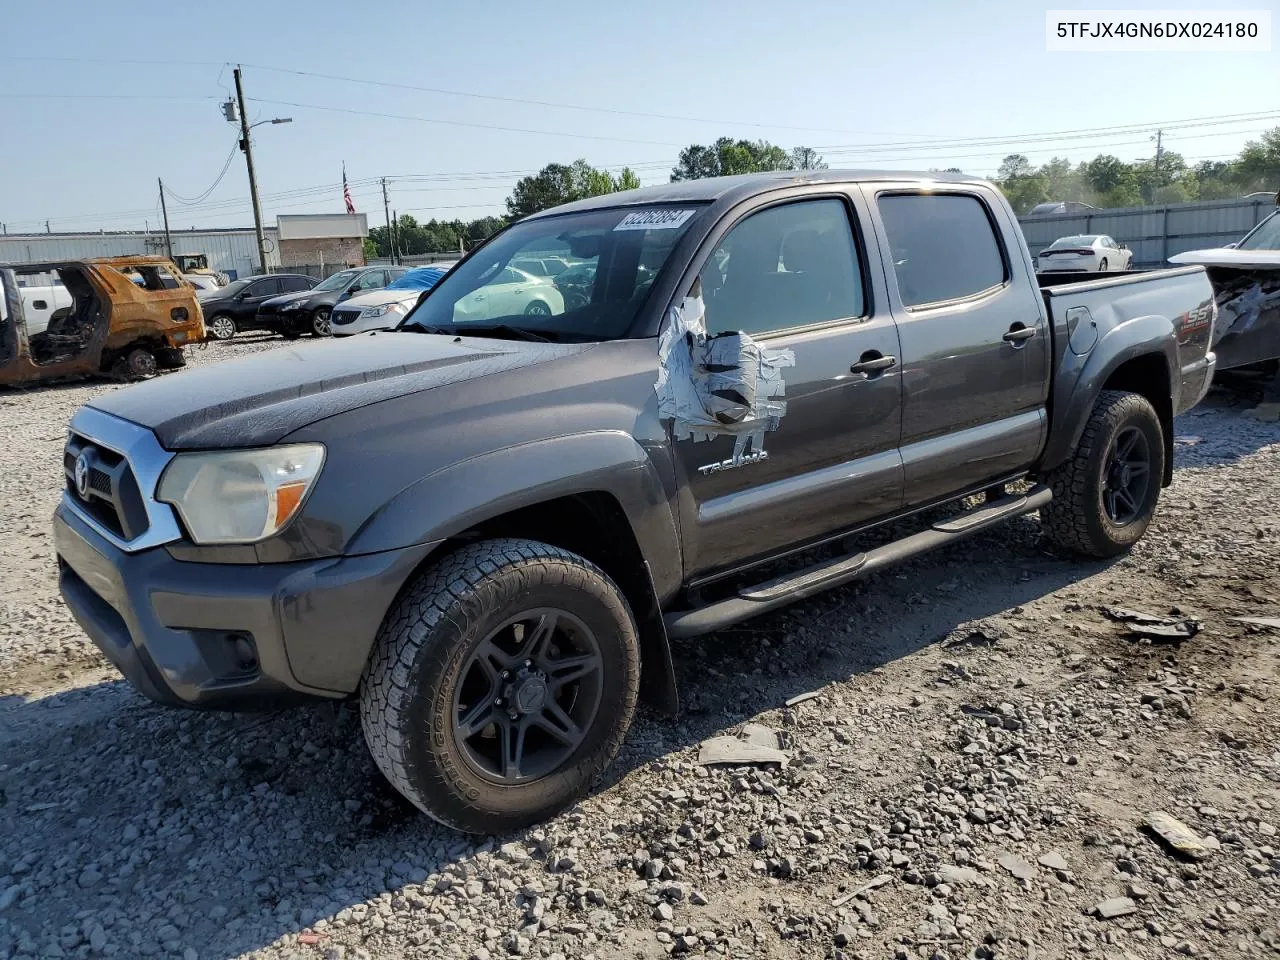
[1003,324,1036,344]
[850,353,897,376]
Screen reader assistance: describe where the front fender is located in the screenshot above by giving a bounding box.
[1040,313,1177,474]
[346,430,682,599]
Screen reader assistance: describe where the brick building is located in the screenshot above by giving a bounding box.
[276,214,368,270]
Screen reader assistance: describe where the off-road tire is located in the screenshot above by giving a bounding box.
[155,347,186,369]
[360,538,641,833]
[1041,389,1165,558]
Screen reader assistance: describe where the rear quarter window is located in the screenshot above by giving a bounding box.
[876,193,1007,308]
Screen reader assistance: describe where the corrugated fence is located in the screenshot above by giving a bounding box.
[1018,196,1276,268]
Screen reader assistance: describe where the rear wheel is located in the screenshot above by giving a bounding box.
[155,347,186,369]
[207,314,236,341]
[1041,390,1165,558]
[1099,257,1109,272]
[360,539,640,833]
[311,308,332,337]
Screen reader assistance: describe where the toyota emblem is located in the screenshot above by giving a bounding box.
[74,452,92,499]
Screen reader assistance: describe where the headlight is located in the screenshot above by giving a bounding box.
[157,444,325,544]
[281,301,305,311]
[361,302,408,319]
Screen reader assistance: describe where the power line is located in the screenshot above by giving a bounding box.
[247,97,688,147]
[164,139,241,205]
[235,62,944,139]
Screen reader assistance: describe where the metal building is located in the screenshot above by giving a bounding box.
[0,227,281,278]
[1018,195,1276,268]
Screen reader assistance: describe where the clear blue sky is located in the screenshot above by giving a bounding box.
[1,0,1275,234]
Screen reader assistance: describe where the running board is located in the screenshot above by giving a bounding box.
[664,484,1052,639]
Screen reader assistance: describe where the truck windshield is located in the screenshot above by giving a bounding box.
[1238,211,1280,251]
[401,204,704,341]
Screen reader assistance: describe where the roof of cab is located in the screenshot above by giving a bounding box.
[528,169,990,219]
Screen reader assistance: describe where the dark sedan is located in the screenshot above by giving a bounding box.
[198,274,318,341]
[255,266,408,338]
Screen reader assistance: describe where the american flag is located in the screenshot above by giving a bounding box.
[342,164,355,214]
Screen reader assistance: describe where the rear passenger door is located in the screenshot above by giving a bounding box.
[671,193,904,578]
[864,187,1049,506]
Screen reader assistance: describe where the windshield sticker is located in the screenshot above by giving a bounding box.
[614,209,696,232]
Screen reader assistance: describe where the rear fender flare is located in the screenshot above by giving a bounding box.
[1040,314,1178,474]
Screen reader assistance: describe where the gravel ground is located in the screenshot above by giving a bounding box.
[1,340,1278,960]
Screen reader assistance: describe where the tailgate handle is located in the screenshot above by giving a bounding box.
[1003,324,1036,344]
[850,352,897,376]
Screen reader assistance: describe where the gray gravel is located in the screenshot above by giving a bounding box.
[2,344,1278,960]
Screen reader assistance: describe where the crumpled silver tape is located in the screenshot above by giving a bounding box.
[655,295,796,462]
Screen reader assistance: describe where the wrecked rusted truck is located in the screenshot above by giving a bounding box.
[0,256,205,387]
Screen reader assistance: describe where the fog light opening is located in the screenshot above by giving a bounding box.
[228,632,258,672]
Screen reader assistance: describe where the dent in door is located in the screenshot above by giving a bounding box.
[655,292,796,466]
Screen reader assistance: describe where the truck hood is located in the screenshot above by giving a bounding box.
[88,332,592,449]
[1169,248,1280,269]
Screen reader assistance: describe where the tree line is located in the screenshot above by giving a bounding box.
[995,127,1280,214]
[363,128,1279,257]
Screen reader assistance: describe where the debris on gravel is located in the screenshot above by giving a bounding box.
[2,358,1278,960]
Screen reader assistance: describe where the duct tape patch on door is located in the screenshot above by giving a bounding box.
[655,293,796,465]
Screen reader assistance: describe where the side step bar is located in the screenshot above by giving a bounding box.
[664,484,1052,639]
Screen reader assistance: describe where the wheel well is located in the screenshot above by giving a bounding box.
[437,492,678,714]
[1102,354,1174,485]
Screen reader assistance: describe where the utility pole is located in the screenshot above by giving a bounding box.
[381,178,396,265]
[157,178,173,261]
[1153,129,1164,177]
[234,66,269,274]
[392,208,400,262]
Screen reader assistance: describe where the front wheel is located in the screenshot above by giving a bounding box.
[1041,390,1165,558]
[360,539,640,833]
[311,308,332,337]
[524,300,552,317]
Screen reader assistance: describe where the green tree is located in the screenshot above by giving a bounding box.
[505,160,641,219]
[1084,155,1132,194]
[995,154,1050,214]
[997,154,1035,181]
[1237,128,1280,192]
[790,146,827,171]
[670,137,795,181]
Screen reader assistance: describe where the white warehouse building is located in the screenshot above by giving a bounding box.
[0,214,368,279]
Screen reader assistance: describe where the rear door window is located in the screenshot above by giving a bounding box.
[876,194,1007,308]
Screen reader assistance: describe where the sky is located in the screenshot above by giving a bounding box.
[1,0,1276,235]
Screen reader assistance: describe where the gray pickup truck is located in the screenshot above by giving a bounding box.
[53,171,1217,833]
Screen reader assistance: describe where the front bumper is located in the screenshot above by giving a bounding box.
[54,504,437,709]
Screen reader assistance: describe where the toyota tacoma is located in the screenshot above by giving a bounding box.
[53,171,1217,833]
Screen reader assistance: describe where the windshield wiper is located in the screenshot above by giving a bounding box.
[459,324,555,342]
[403,321,556,342]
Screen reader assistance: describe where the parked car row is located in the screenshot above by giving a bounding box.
[199,264,466,341]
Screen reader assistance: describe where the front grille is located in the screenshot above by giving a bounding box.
[64,433,151,542]
[331,308,360,326]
